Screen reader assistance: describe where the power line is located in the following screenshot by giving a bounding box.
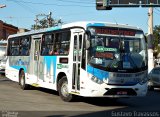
[1,16,34,19]
[5,0,94,7]
[9,0,37,15]
[154,8,160,13]
[154,10,160,16]
[57,0,95,4]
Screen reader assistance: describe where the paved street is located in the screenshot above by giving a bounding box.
[0,74,160,117]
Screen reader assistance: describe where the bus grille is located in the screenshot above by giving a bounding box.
[116,73,132,77]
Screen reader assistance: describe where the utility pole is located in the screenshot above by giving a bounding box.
[35,15,39,30]
[48,12,52,27]
[34,12,53,30]
[148,7,154,73]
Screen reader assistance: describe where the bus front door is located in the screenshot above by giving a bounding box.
[72,31,83,92]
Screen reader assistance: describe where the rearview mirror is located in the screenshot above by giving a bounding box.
[86,39,90,50]
[85,30,91,50]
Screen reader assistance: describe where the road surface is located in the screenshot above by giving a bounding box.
[0,75,160,117]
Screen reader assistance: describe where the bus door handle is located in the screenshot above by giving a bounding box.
[34,51,39,60]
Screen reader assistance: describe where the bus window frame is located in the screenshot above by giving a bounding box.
[7,36,31,56]
[40,30,71,56]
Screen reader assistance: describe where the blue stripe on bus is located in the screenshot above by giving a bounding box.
[44,56,57,82]
[11,66,27,73]
[46,26,61,32]
[87,65,109,80]
[87,23,106,27]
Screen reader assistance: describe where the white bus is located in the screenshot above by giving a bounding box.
[0,40,7,73]
[5,21,148,101]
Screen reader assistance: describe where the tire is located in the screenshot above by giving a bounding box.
[19,70,29,90]
[148,86,154,91]
[58,76,73,102]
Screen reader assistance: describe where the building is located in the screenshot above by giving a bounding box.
[18,28,30,33]
[0,20,18,40]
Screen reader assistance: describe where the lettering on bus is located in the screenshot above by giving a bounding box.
[10,59,29,66]
[95,52,114,59]
[96,46,117,52]
[95,28,136,36]
[16,59,29,66]
[57,64,69,69]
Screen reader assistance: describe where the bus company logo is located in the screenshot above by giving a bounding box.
[96,46,104,52]
[15,59,29,66]
[96,46,117,52]
[57,64,68,69]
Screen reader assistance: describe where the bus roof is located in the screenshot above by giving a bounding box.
[8,21,142,38]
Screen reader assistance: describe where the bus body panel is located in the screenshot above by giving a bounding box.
[5,21,148,99]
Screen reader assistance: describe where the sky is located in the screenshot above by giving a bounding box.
[0,0,160,33]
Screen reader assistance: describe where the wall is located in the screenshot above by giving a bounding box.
[0,20,18,40]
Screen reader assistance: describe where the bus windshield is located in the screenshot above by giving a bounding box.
[88,27,147,72]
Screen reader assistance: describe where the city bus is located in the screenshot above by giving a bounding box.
[5,21,148,101]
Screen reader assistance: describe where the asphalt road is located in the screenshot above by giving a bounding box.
[0,74,160,117]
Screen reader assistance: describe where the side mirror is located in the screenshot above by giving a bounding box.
[144,35,147,43]
[85,30,91,50]
[86,39,90,50]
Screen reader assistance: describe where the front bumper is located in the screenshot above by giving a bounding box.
[80,82,148,97]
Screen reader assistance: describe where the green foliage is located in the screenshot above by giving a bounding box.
[153,25,160,55]
[31,18,63,30]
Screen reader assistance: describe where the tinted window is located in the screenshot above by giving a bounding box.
[8,37,30,56]
[152,68,160,74]
[8,39,19,56]
[54,31,71,55]
[20,37,30,56]
[41,31,70,56]
[41,34,54,56]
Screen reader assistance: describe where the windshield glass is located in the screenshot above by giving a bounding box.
[88,27,147,72]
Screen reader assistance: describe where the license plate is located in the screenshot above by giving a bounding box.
[117,91,127,95]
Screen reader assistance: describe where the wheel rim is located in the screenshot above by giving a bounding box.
[61,81,69,97]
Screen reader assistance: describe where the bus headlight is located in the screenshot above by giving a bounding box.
[91,76,103,84]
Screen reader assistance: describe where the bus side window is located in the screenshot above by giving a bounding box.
[19,37,30,56]
[41,34,54,56]
[10,39,19,56]
[54,31,70,55]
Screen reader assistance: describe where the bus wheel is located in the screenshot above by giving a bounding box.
[148,86,154,91]
[58,76,73,102]
[19,70,28,90]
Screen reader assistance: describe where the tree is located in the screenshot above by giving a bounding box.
[31,17,63,30]
[153,25,160,58]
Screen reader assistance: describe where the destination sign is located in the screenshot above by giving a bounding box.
[95,28,136,36]
[95,52,114,59]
